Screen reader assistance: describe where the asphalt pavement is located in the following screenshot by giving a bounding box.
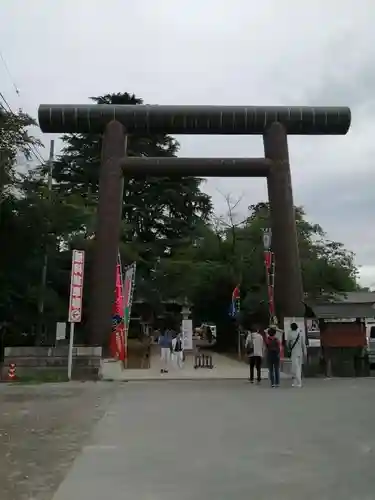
[51,379,375,500]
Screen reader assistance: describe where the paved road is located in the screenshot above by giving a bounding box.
[51,379,375,500]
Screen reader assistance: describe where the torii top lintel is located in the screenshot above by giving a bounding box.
[38,104,351,135]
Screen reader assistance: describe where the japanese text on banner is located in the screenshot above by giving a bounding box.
[68,250,85,323]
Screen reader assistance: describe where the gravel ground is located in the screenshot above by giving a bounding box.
[0,382,118,500]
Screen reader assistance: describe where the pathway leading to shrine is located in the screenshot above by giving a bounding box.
[52,379,375,500]
[100,350,282,381]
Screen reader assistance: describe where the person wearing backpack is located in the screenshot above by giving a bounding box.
[245,327,264,383]
[265,327,281,387]
[171,331,184,369]
[288,322,307,388]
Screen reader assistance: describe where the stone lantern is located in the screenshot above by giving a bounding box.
[181,298,193,351]
[181,298,191,321]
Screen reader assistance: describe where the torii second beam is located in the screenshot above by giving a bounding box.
[121,157,273,177]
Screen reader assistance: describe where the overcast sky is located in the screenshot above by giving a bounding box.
[2,0,375,289]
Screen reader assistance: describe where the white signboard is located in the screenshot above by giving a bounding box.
[56,322,66,341]
[306,318,319,332]
[182,319,193,350]
[284,317,306,343]
[68,250,85,323]
[262,228,272,250]
[306,318,320,337]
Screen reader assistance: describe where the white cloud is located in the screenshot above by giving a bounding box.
[358,266,375,291]
[2,0,374,286]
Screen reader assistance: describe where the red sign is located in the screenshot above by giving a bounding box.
[68,250,85,323]
[110,259,125,361]
[268,284,275,316]
[264,251,272,270]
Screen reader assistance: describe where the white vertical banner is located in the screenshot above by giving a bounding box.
[123,262,136,367]
[68,250,85,323]
[67,249,85,380]
[306,318,320,336]
[182,319,193,350]
[56,322,66,341]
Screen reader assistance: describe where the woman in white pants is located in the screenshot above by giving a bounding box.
[158,330,172,373]
[171,333,184,369]
[288,322,307,387]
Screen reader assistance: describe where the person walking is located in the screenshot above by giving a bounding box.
[158,329,172,373]
[245,327,265,383]
[141,333,152,369]
[265,327,281,387]
[171,331,184,369]
[288,322,307,388]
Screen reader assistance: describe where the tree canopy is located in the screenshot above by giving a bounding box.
[0,91,360,349]
[152,198,359,348]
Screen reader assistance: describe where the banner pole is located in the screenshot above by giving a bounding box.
[67,322,75,380]
[271,253,276,323]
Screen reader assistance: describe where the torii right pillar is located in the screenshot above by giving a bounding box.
[264,122,305,324]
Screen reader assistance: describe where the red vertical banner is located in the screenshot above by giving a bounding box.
[263,250,276,325]
[110,258,125,361]
[110,261,136,362]
[264,250,272,271]
[268,283,275,317]
[230,285,241,317]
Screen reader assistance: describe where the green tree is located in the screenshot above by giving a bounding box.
[240,202,358,301]
[0,109,44,344]
[0,169,95,344]
[156,201,358,349]
[0,108,42,196]
[48,91,212,305]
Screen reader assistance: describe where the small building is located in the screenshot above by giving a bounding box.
[306,292,375,376]
[311,291,375,323]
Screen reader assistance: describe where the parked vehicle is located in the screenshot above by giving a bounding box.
[366,323,375,366]
[198,323,217,343]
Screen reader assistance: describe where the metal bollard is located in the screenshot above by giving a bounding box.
[194,353,213,369]
[194,354,200,369]
[205,354,213,369]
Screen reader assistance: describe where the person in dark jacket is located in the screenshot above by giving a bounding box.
[265,327,281,387]
[158,329,173,373]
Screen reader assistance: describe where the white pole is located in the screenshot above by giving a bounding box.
[37,139,55,343]
[67,322,75,380]
[238,328,241,360]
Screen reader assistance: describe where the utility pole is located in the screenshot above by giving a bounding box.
[36,140,54,345]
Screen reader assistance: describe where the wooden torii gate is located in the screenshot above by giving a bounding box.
[38,104,351,345]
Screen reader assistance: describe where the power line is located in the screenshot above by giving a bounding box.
[0,48,46,165]
[0,88,46,165]
[0,90,11,112]
[0,50,20,96]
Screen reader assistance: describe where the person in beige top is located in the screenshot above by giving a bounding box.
[245,327,265,383]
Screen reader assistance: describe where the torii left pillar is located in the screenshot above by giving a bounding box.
[89,121,126,346]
